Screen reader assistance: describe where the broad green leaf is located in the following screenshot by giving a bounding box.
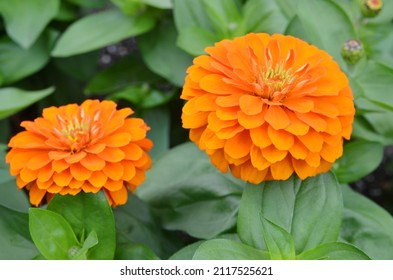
[297,242,370,260]
[169,241,204,260]
[238,172,343,254]
[114,193,183,259]
[137,142,245,239]
[333,141,384,183]
[52,9,155,57]
[85,54,159,95]
[0,205,39,259]
[241,0,290,34]
[47,191,116,260]
[340,185,393,260]
[29,208,80,260]
[177,26,219,56]
[296,0,356,67]
[0,0,59,48]
[140,0,172,9]
[352,115,393,145]
[0,32,54,85]
[141,107,170,158]
[193,239,270,260]
[115,243,160,260]
[261,217,296,260]
[0,87,54,120]
[138,19,193,87]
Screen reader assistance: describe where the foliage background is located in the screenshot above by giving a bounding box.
[0,0,393,260]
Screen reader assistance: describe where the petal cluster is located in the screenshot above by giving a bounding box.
[6,100,152,206]
[181,33,355,184]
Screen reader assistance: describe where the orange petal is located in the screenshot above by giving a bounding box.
[284,111,310,136]
[121,143,144,161]
[238,110,265,129]
[283,98,314,113]
[88,171,107,188]
[104,132,132,148]
[27,153,52,170]
[29,183,47,206]
[320,143,343,163]
[103,162,124,181]
[264,106,291,130]
[52,159,69,173]
[240,162,268,184]
[48,151,71,160]
[289,139,308,160]
[80,153,106,171]
[37,164,54,182]
[70,163,92,181]
[64,151,87,164]
[239,95,263,115]
[85,143,106,154]
[292,159,317,180]
[261,145,287,163]
[82,182,101,193]
[250,125,272,148]
[216,94,241,107]
[69,179,84,189]
[270,156,293,180]
[20,168,38,183]
[224,131,252,159]
[182,111,208,129]
[209,150,229,173]
[305,152,321,167]
[105,179,124,191]
[9,131,48,149]
[200,74,246,95]
[122,161,136,181]
[295,112,327,132]
[97,147,125,163]
[106,186,128,206]
[268,126,294,150]
[127,169,146,188]
[250,145,270,170]
[53,169,73,187]
[298,130,324,152]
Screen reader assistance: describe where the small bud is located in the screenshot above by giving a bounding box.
[341,39,365,65]
[360,0,383,18]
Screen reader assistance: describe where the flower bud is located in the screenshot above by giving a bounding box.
[360,0,383,18]
[341,39,365,65]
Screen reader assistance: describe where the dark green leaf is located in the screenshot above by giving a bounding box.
[29,208,80,260]
[115,243,160,260]
[340,185,393,259]
[85,54,159,95]
[47,191,116,260]
[296,0,356,67]
[297,242,370,260]
[139,0,172,9]
[169,241,204,260]
[138,142,245,239]
[333,141,384,183]
[52,9,155,57]
[0,0,59,48]
[114,193,183,259]
[138,19,193,87]
[238,172,342,254]
[0,32,54,85]
[141,107,170,158]
[193,239,270,260]
[0,87,54,120]
[261,217,295,260]
[0,205,39,259]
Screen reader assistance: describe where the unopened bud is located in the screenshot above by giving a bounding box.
[341,39,365,65]
[360,0,383,18]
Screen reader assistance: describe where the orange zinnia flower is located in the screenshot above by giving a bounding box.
[6,100,152,206]
[181,33,355,184]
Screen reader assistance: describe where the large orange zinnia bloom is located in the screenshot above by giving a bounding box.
[6,100,152,206]
[181,33,355,184]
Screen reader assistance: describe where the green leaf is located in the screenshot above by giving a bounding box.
[193,239,270,260]
[47,191,116,260]
[261,217,296,260]
[52,9,155,57]
[66,0,106,8]
[85,54,159,95]
[138,142,244,239]
[0,150,29,212]
[177,26,219,56]
[29,208,80,260]
[340,185,393,260]
[115,243,160,260]
[139,0,172,9]
[333,141,384,183]
[0,205,39,259]
[241,0,290,34]
[169,241,204,260]
[0,0,59,48]
[238,172,343,254]
[114,193,183,259]
[0,32,54,85]
[138,19,193,87]
[141,107,170,158]
[297,242,370,260]
[296,0,356,67]
[68,230,98,260]
[0,87,54,120]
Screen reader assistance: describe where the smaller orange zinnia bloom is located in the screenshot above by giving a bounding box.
[181,33,355,184]
[6,99,152,207]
